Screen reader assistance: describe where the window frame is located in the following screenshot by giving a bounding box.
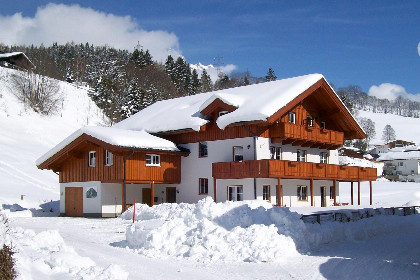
[88,151,96,167]
[306,115,313,127]
[270,146,282,160]
[320,121,326,129]
[198,142,208,158]
[227,185,244,201]
[233,146,244,162]
[145,154,161,166]
[263,185,271,202]
[288,112,296,124]
[105,149,113,166]
[297,149,306,162]
[297,185,308,201]
[320,152,328,164]
[199,178,209,195]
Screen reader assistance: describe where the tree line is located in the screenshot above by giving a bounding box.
[1,42,279,123]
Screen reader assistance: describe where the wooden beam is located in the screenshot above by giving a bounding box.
[121,182,125,212]
[213,178,217,203]
[277,177,282,206]
[333,179,337,206]
[271,137,286,144]
[310,178,314,206]
[358,180,361,205]
[351,181,354,205]
[370,181,373,205]
[151,183,156,205]
[282,138,295,145]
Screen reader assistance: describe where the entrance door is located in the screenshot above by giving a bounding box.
[142,188,152,206]
[320,186,326,207]
[65,187,83,217]
[166,187,176,203]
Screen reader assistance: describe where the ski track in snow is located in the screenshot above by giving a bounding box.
[0,160,53,191]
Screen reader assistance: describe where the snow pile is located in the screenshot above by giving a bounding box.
[122,198,420,264]
[10,227,129,279]
[122,197,306,263]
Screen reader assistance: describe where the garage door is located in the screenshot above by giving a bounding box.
[65,187,83,217]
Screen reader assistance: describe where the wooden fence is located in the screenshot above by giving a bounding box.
[301,206,420,224]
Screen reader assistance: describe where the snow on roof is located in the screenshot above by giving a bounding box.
[115,73,325,132]
[377,151,420,161]
[0,52,24,58]
[36,126,179,166]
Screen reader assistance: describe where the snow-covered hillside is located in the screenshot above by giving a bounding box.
[0,67,106,208]
[357,110,420,145]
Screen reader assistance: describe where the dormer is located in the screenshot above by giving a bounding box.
[199,96,238,121]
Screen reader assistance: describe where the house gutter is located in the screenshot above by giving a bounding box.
[242,123,258,199]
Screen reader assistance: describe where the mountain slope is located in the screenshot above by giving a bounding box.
[357,110,420,145]
[0,67,107,208]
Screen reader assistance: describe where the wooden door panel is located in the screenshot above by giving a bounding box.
[65,187,83,217]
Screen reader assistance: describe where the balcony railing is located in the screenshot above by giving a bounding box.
[212,159,376,181]
[270,122,344,148]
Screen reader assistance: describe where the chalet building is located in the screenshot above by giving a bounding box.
[37,74,377,217]
[379,147,420,182]
[0,52,34,70]
[371,140,416,155]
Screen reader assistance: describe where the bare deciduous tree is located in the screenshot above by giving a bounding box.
[10,70,62,115]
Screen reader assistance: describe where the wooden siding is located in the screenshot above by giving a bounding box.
[212,160,376,181]
[162,123,269,144]
[126,152,181,184]
[59,147,181,184]
[270,122,344,148]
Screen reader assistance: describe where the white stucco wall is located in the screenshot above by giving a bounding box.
[214,178,339,207]
[391,159,420,176]
[60,181,102,216]
[178,136,340,205]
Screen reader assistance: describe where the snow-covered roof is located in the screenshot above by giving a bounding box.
[36,126,179,166]
[0,52,24,58]
[115,73,325,132]
[377,151,420,161]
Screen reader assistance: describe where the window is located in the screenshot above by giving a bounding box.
[306,115,313,127]
[320,152,328,164]
[105,150,113,166]
[297,150,306,162]
[145,154,160,166]
[297,186,308,201]
[330,186,335,200]
[320,121,326,129]
[199,142,208,157]
[228,186,243,201]
[288,112,296,124]
[263,185,271,202]
[398,162,403,166]
[88,151,96,167]
[219,111,228,117]
[270,146,282,160]
[199,178,208,194]
[233,146,243,162]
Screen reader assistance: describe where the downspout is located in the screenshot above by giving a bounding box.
[123,148,135,212]
[242,123,258,199]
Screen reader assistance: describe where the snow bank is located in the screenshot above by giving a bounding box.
[11,227,129,280]
[122,197,306,263]
[122,198,420,263]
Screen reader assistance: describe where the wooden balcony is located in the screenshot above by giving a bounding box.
[212,160,376,181]
[270,122,344,149]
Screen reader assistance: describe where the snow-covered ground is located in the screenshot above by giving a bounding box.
[1,67,420,279]
[357,110,420,145]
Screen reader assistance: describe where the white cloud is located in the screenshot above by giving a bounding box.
[368,83,420,102]
[0,3,181,62]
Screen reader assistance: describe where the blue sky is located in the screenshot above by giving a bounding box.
[0,0,419,96]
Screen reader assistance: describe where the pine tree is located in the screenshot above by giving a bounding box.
[243,75,250,86]
[189,69,200,95]
[265,68,277,82]
[200,69,213,93]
